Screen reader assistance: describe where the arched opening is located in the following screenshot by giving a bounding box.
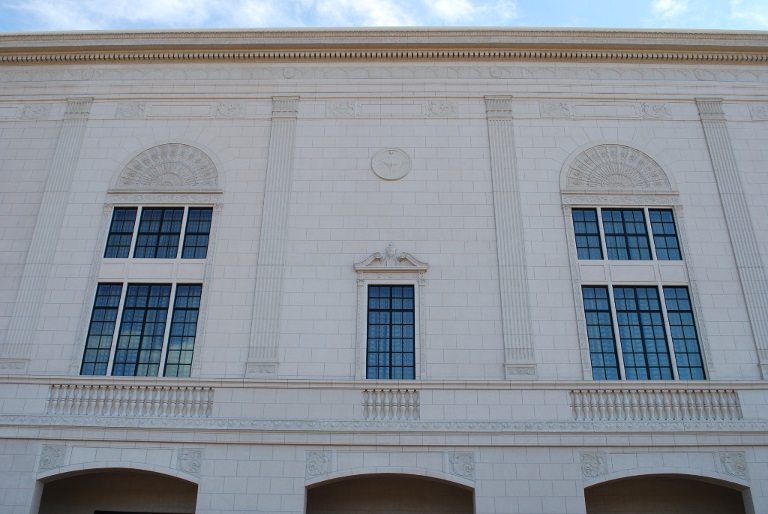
[38,469,197,514]
[585,475,749,514]
[306,474,474,514]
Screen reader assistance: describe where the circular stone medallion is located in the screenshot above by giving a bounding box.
[371,148,411,181]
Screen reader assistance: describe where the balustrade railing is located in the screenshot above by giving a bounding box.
[362,389,419,420]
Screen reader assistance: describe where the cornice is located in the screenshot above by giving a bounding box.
[1,28,768,65]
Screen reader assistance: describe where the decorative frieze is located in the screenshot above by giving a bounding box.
[362,389,420,421]
[569,388,742,421]
[216,102,245,117]
[247,96,300,377]
[485,96,536,378]
[749,104,768,120]
[1,97,93,367]
[324,100,457,118]
[697,98,768,379]
[115,102,147,118]
[539,101,671,119]
[18,103,51,120]
[45,384,214,418]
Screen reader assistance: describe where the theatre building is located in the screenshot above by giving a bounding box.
[1,27,768,513]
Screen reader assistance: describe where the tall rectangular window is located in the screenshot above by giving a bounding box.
[104,208,137,258]
[573,209,603,260]
[182,208,213,259]
[112,284,172,377]
[582,287,620,380]
[80,284,123,375]
[602,209,652,260]
[650,210,682,260]
[134,208,184,259]
[164,285,203,377]
[366,285,415,380]
[664,287,706,379]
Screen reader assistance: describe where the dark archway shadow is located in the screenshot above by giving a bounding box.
[306,473,474,514]
[37,469,198,514]
[585,474,751,514]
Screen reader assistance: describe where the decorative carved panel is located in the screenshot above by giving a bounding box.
[114,143,219,191]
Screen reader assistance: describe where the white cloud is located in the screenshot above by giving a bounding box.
[651,0,689,19]
[730,0,768,28]
[312,0,416,26]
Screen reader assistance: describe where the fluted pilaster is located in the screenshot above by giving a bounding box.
[246,97,299,377]
[1,98,93,372]
[485,96,536,379]
[697,98,768,379]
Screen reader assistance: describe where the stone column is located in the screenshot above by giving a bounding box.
[697,98,768,379]
[0,98,93,372]
[246,97,299,377]
[484,96,536,379]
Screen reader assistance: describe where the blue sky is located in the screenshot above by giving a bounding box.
[0,0,766,32]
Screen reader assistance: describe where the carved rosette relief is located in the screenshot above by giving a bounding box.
[39,445,66,470]
[749,104,768,120]
[566,145,671,191]
[448,452,475,480]
[305,451,332,478]
[371,148,411,181]
[719,451,748,479]
[114,143,219,191]
[581,452,608,479]
[177,448,203,475]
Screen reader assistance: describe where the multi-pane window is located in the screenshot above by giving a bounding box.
[573,208,681,261]
[582,285,705,380]
[366,285,415,380]
[81,283,202,377]
[103,206,213,259]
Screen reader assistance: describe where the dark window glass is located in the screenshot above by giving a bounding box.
[366,285,415,380]
[104,208,137,258]
[664,287,706,380]
[133,208,184,259]
[112,284,171,377]
[650,210,682,260]
[80,284,123,376]
[582,287,620,380]
[573,209,603,260]
[182,208,213,259]
[614,286,673,380]
[164,284,203,378]
[602,209,652,260]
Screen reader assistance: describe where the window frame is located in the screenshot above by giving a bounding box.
[72,197,221,377]
[563,198,711,381]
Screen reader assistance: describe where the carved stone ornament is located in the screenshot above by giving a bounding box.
[326,101,357,117]
[540,101,571,118]
[565,144,672,191]
[115,102,147,119]
[39,445,66,470]
[448,452,475,480]
[749,104,768,120]
[425,100,456,117]
[305,451,332,478]
[18,103,51,120]
[719,451,748,479]
[177,448,203,475]
[245,362,277,376]
[114,143,219,191]
[639,102,671,118]
[581,452,608,479]
[0,359,27,370]
[371,148,412,181]
[505,365,536,377]
[216,102,245,118]
[354,242,428,273]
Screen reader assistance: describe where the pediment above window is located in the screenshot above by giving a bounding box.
[111,143,220,193]
[562,144,674,194]
[354,242,428,273]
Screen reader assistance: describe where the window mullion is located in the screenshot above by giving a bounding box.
[644,208,659,260]
[178,207,190,259]
[105,283,128,377]
[158,283,177,377]
[128,207,142,258]
[595,207,609,261]
[607,285,626,380]
[658,286,681,380]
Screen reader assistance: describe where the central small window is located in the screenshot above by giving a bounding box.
[366,285,415,379]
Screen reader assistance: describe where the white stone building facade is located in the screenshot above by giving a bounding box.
[0,28,767,513]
